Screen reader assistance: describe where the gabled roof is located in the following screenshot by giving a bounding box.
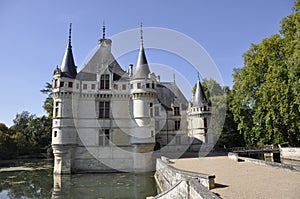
[78,38,127,81]
[60,23,77,79]
[193,80,207,107]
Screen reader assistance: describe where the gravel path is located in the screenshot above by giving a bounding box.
[173,156,300,199]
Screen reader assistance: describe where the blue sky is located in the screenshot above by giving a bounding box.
[0,0,294,126]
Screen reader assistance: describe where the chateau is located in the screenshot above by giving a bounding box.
[51,24,212,174]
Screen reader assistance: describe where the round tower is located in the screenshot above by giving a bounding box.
[129,24,157,172]
[52,23,78,174]
[188,78,212,144]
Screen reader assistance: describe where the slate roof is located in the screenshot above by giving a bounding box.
[133,46,150,79]
[77,38,127,81]
[60,24,77,79]
[157,82,188,111]
[193,80,207,107]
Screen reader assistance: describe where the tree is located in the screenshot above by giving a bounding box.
[25,116,52,153]
[194,79,244,148]
[40,82,53,119]
[231,2,300,146]
[0,123,15,159]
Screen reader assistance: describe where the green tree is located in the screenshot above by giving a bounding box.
[0,123,15,159]
[25,115,52,154]
[194,79,244,148]
[40,82,53,119]
[231,2,300,146]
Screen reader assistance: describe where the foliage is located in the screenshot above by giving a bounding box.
[0,112,52,159]
[196,79,244,148]
[231,3,300,146]
[40,82,53,119]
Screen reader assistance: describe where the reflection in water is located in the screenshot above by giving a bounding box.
[0,160,157,199]
[52,172,157,199]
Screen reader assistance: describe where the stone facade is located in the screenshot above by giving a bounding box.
[51,24,212,174]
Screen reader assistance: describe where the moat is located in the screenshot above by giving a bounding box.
[0,159,157,199]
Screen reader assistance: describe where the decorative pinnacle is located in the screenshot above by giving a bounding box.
[140,22,143,47]
[68,23,72,46]
[197,72,200,81]
[102,21,106,39]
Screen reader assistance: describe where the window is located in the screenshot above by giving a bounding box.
[114,84,118,90]
[100,74,110,90]
[99,101,110,118]
[54,131,57,137]
[83,84,87,90]
[91,84,96,90]
[152,82,155,89]
[99,129,110,146]
[155,107,160,116]
[146,83,150,88]
[54,101,59,118]
[137,83,141,89]
[122,84,126,90]
[151,131,154,137]
[174,107,180,116]
[204,118,207,128]
[54,79,58,88]
[175,120,180,130]
[60,81,64,87]
[55,107,59,117]
[76,83,79,89]
[130,84,133,89]
[68,82,73,88]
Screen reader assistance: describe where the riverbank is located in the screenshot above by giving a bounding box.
[172,156,300,199]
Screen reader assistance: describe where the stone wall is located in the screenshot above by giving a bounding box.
[151,157,220,199]
[228,152,300,172]
[280,147,300,161]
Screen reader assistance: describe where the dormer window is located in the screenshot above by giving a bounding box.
[100,74,110,90]
[68,82,73,88]
[174,107,180,116]
[60,81,64,87]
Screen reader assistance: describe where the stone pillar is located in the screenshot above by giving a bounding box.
[52,145,75,174]
[132,144,155,172]
[264,152,274,162]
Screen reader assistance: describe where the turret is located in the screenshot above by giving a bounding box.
[52,23,78,174]
[188,76,211,144]
[129,24,157,172]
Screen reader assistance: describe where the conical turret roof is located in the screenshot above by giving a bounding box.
[61,23,77,79]
[194,79,207,107]
[133,24,150,79]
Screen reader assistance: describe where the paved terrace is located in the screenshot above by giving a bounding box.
[173,156,300,199]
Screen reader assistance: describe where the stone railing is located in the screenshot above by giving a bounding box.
[149,156,220,199]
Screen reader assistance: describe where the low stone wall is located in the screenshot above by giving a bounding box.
[228,152,300,172]
[151,157,220,199]
[280,147,300,161]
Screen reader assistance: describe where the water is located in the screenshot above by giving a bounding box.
[0,159,157,199]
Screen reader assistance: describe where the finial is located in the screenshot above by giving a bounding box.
[68,23,72,45]
[197,72,200,81]
[102,21,106,39]
[173,73,176,84]
[140,22,143,47]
